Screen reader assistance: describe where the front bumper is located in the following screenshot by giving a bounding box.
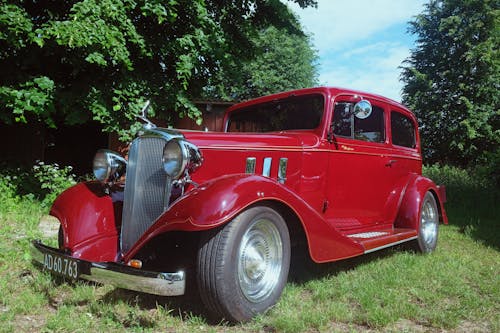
[31,240,185,296]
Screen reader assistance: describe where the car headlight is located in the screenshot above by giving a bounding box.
[93,149,127,184]
[162,139,203,179]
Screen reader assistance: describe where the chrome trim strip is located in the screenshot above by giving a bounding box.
[197,146,422,161]
[140,128,184,141]
[245,157,256,174]
[348,231,389,239]
[263,157,272,177]
[363,236,418,254]
[278,158,288,184]
[31,241,185,296]
[82,266,184,297]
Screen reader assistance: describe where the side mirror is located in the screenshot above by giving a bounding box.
[353,100,372,119]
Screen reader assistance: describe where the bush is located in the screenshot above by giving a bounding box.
[423,164,495,206]
[424,164,499,248]
[0,161,76,209]
[423,164,488,191]
[32,161,76,207]
[0,172,20,213]
[423,163,498,216]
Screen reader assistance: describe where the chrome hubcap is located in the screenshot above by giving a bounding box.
[421,197,438,248]
[238,218,283,303]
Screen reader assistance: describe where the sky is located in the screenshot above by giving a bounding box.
[287,0,427,102]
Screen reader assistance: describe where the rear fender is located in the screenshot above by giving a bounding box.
[50,182,122,262]
[124,174,364,263]
[395,175,448,230]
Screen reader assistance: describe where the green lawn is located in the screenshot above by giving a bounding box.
[0,165,498,332]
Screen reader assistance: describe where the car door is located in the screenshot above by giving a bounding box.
[325,96,396,232]
[381,109,422,222]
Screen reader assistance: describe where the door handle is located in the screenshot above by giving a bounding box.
[385,160,397,167]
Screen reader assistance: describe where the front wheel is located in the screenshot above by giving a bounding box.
[415,192,439,253]
[197,206,290,322]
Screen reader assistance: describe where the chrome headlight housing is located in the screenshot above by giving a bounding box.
[93,149,127,184]
[162,139,203,179]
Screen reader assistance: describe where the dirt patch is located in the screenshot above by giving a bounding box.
[13,314,47,332]
[454,320,491,333]
[388,319,430,332]
[327,321,373,332]
[322,318,492,332]
[38,215,59,238]
[387,318,492,333]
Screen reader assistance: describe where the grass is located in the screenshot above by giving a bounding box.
[0,165,498,332]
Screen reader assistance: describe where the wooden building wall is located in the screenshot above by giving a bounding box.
[0,101,233,175]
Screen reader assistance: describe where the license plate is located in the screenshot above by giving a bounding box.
[43,253,79,279]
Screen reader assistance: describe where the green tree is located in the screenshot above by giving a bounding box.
[206,25,318,100]
[0,0,317,141]
[401,0,499,166]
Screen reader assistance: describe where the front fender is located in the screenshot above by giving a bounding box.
[124,174,364,263]
[50,182,121,262]
[395,175,448,230]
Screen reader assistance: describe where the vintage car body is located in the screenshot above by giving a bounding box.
[32,87,447,322]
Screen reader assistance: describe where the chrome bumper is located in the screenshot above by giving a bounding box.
[31,240,185,296]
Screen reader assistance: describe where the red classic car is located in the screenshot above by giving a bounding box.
[32,87,447,322]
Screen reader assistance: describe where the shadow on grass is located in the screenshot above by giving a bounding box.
[102,289,212,326]
[453,217,499,251]
[92,246,410,325]
[288,245,408,284]
[99,278,225,325]
[443,190,499,251]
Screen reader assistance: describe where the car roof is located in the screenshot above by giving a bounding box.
[227,87,414,116]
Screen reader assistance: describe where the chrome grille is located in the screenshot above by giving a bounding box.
[121,137,172,254]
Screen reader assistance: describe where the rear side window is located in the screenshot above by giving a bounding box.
[333,102,385,143]
[391,111,416,148]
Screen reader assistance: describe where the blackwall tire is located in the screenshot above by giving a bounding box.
[197,206,290,322]
[415,192,439,253]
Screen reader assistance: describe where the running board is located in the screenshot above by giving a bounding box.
[347,228,418,254]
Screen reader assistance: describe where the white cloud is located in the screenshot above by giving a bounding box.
[288,0,426,53]
[287,0,426,101]
[319,43,411,101]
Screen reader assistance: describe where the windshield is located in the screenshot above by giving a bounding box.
[226,94,324,132]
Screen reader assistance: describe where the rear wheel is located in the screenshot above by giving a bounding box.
[197,206,290,322]
[415,192,439,253]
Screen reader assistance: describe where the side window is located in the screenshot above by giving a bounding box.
[332,103,353,137]
[333,102,385,143]
[227,94,324,132]
[391,111,416,148]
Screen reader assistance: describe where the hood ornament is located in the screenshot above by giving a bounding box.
[137,100,157,129]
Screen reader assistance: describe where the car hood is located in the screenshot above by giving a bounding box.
[182,130,321,150]
[180,130,321,185]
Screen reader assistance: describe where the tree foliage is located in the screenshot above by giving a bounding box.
[206,25,318,100]
[0,0,317,140]
[401,0,499,166]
